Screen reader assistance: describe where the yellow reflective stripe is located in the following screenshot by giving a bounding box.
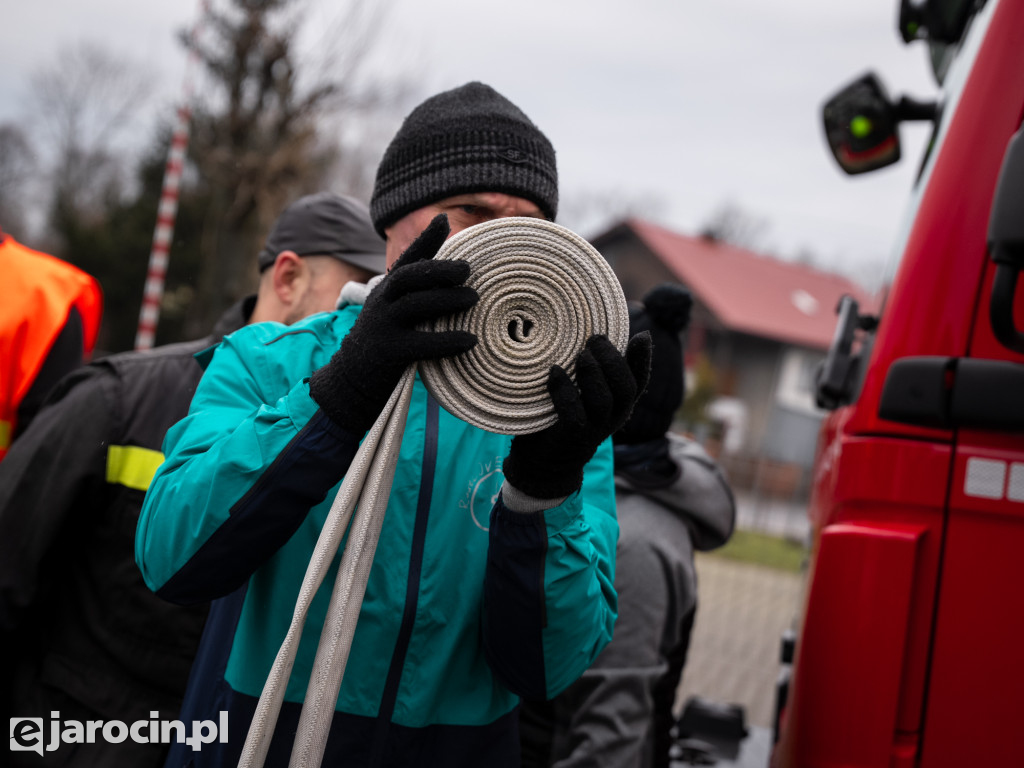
[106,445,165,492]
[0,419,10,450]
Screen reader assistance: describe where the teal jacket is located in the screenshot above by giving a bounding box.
[135,304,619,768]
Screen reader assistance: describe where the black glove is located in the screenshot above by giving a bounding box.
[310,214,478,433]
[502,333,652,499]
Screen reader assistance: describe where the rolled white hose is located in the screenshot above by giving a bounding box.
[420,217,629,434]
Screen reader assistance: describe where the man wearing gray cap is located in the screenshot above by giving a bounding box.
[0,193,383,768]
[251,192,385,325]
[137,83,650,768]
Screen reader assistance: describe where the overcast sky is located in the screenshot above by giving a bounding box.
[2,0,939,290]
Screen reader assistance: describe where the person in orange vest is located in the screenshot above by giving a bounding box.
[0,228,103,460]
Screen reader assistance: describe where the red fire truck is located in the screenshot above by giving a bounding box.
[771,0,1024,765]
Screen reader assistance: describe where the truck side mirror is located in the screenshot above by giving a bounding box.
[899,0,977,45]
[822,72,938,176]
[987,126,1024,354]
[822,73,901,175]
[898,0,928,42]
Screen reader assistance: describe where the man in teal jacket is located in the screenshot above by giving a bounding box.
[136,82,650,768]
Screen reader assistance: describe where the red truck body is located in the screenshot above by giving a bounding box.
[773,1,1024,765]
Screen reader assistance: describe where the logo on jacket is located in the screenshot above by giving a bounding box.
[459,457,505,531]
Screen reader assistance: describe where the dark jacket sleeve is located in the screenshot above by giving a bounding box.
[0,365,116,633]
[484,440,619,701]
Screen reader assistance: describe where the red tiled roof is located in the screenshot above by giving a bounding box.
[623,218,877,351]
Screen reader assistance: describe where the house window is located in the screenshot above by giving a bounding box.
[776,348,825,414]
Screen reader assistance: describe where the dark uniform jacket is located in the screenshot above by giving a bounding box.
[0,298,251,767]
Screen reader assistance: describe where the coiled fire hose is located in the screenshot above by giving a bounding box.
[238,217,629,768]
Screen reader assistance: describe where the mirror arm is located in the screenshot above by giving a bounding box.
[893,96,938,123]
[857,314,879,333]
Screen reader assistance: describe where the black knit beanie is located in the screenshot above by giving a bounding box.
[370,82,558,236]
[614,284,693,446]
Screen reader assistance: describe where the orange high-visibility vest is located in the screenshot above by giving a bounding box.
[0,234,103,459]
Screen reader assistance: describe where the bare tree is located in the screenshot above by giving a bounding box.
[702,202,887,294]
[301,0,419,199]
[29,43,152,229]
[183,0,414,336]
[320,89,419,202]
[558,189,669,239]
[0,124,37,237]
[699,200,770,251]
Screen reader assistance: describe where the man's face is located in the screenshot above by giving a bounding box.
[384,192,546,268]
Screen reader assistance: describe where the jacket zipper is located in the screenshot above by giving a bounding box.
[368,394,439,766]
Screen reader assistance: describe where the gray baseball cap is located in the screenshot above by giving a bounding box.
[258,192,385,275]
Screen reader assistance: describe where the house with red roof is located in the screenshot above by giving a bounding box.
[591,218,876,491]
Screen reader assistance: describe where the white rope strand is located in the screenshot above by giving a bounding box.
[289,369,415,768]
[237,370,415,768]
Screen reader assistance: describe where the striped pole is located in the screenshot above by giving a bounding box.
[134,0,209,350]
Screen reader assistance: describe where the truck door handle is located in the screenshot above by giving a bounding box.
[879,356,1024,431]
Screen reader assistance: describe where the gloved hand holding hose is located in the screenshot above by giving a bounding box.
[503,333,652,500]
[310,214,478,434]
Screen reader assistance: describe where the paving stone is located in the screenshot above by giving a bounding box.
[675,553,806,728]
